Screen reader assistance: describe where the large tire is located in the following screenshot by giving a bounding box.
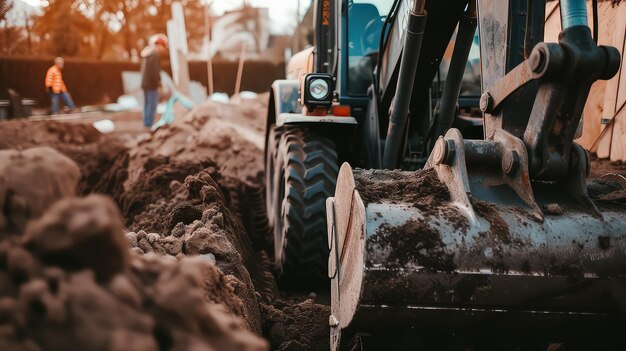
[265,125,281,231]
[271,126,338,286]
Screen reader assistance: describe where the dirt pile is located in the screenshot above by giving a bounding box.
[119,98,266,194]
[0,120,127,195]
[260,298,330,351]
[0,147,268,351]
[354,168,450,210]
[120,163,264,333]
[84,99,279,333]
[101,98,331,351]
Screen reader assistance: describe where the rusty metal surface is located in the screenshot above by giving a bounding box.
[425,129,475,222]
[491,129,543,220]
[478,0,544,140]
[480,61,535,114]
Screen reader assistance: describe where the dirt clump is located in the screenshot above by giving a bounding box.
[23,195,129,282]
[353,168,469,234]
[260,298,330,351]
[116,156,212,227]
[0,119,127,195]
[470,200,511,244]
[354,168,450,211]
[0,147,80,236]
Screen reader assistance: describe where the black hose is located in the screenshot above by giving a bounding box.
[374,0,401,104]
[382,7,428,169]
[432,3,477,141]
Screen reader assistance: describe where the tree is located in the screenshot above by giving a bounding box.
[142,0,205,52]
[32,0,94,57]
[0,0,13,25]
[0,0,18,56]
[23,0,208,60]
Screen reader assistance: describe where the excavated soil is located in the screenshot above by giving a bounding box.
[470,200,511,244]
[354,167,469,230]
[589,155,626,178]
[0,95,330,351]
[354,168,450,209]
[0,119,127,195]
[0,147,266,350]
[356,168,465,273]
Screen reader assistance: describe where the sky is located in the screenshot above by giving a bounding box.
[18,0,313,34]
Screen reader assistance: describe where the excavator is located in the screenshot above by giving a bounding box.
[265,0,626,348]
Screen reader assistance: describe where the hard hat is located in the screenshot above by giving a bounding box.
[150,34,169,49]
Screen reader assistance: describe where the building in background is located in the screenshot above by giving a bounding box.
[201,6,290,62]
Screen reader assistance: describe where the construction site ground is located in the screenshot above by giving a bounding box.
[1,94,625,350]
[0,94,329,351]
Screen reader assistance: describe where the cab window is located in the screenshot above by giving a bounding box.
[346,0,392,96]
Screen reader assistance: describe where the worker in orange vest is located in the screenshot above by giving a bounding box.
[45,57,75,114]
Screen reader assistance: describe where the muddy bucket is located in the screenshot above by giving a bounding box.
[327,163,626,350]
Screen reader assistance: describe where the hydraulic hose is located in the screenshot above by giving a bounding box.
[433,1,477,141]
[560,0,588,29]
[382,0,427,169]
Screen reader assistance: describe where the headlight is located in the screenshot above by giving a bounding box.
[309,78,329,100]
[301,73,334,110]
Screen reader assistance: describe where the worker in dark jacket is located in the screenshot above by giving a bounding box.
[140,34,168,127]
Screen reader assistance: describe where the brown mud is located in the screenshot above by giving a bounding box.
[354,168,450,209]
[470,200,511,244]
[353,168,470,233]
[367,220,456,272]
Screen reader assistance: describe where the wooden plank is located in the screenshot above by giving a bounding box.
[599,3,626,159]
[613,11,626,114]
[593,119,614,159]
[544,2,561,43]
[610,105,626,161]
[603,3,626,120]
[579,79,607,148]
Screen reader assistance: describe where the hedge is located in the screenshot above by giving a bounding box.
[0,57,284,107]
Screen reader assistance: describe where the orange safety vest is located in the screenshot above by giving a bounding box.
[45,65,67,94]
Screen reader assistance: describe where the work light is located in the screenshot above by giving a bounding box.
[301,73,334,110]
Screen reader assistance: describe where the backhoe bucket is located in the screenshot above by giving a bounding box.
[327,160,626,350]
